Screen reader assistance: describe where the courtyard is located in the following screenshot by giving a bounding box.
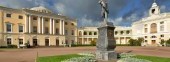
[0,46,170,62]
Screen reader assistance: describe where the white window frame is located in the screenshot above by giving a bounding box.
[6,37,13,45]
[6,23,12,33]
[18,25,24,33]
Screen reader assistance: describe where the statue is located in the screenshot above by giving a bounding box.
[99,0,109,26]
[96,0,117,61]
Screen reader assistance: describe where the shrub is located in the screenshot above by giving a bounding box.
[128,38,143,46]
[116,44,129,46]
[117,57,152,62]
[7,44,17,48]
[71,44,94,47]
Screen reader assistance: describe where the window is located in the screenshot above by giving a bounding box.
[145,28,148,33]
[71,30,74,35]
[121,31,124,35]
[145,36,147,38]
[33,17,37,20]
[56,20,59,23]
[56,28,59,35]
[84,31,87,35]
[45,27,49,34]
[152,9,155,14]
[19,39,23,45]
[79,31,82,36]
[161,35,164,37]
[94,32,97,35]
[18,15,23,19]
[65,30,68,35]
[89,32,92,35]
[19,25,23,32]
[45,19,48,22]
[150,23,157,33]
[144,24,148,27]
[7,38,12,45]
[6,14,11,18]
[33,26,37,33]
[160,25,164,31]
[115,31,118,35]
[65,22,68,25]
[151,36,157,38]
[160,21,164,24]
[126,30,130,34]
[6,23,12,32]
[71,23,74,26]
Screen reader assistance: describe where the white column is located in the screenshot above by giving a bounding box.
[28,15,32,33]
[87,38,89,44]
[165,21,167,32]
[82,38,84,44]
[148,23,150,33]
[53,19,55,34]
[59,20,62,35]
[38,16,41,34]
[25,15,28,33]
[50,18,53,34]
[62,20,65,35]
[42,17,44,34]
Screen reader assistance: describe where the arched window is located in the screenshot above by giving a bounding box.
[84,31,87,35]
[94,32,97,35]
[150,23,157,33]
[126,30,130,34]
[89,32,92,35]
[115,31,118,35]
[79,31,82,36]
[121,31,124,35]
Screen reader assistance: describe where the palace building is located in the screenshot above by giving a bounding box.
[78,1,170,46]
[132,1,170,46]
[77,26,132,45]
[0,6,77,47]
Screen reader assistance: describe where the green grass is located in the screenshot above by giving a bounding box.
[133,55,170,62]
[37,54,84,62]
[37,54,170,62]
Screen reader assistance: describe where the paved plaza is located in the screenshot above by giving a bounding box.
[0,46,170,62]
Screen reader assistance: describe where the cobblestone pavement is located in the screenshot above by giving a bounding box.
[0,46,170,62]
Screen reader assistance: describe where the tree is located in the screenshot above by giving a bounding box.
[137,38,144,46]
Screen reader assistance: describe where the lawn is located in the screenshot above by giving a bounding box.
[134,55,170,62]
[37,54,84,62]
[37,54,170,62]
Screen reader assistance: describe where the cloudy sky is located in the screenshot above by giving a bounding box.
[0,0,170,27]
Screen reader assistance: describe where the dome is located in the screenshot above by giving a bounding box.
[30,6,52,13]
[152,2,158,7]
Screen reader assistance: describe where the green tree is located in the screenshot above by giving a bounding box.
[136,38,144,46]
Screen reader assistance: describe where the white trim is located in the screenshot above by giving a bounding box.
[18,24,24,33]
[50,18,53,34]
[6,23,13,33]
[42,17,44,34]
[53,19,55,34]
[28,15,32,33]
[6,37,13,45]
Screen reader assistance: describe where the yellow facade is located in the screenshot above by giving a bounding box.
[0,6,77,47]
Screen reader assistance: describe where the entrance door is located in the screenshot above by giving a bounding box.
[33,39,38,46]
[45,39,49,46]
[152,40,156,45]
[56,39,59,46]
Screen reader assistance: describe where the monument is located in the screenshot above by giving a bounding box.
[96,0,117,61]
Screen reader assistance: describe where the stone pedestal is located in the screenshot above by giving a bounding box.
[96,22,117,61]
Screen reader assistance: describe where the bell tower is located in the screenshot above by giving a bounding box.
[149,0,160,16]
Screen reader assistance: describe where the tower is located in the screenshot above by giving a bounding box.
[149,0,160,16]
